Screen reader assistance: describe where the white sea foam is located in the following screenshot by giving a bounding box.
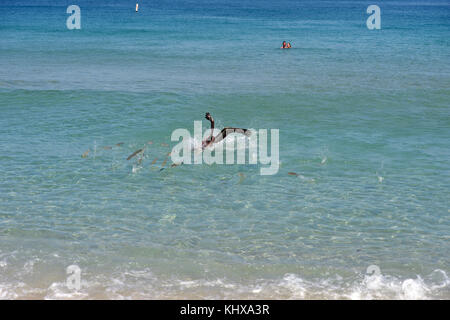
[1,269,448,300]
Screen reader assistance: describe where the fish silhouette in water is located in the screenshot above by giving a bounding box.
[116,142,124,147]
[160,152,172,169]
[288,172,315,182]
[81,149,90,158]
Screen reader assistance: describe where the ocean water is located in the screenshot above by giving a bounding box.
[0,0,449,299]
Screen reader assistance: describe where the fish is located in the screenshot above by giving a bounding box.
[289,172,315,183]
[81,150,90,158]
[127,148,143,160]
[161,143,169,147]
[160,152,172,169]
[116,142,124,147]
[103,146,112,150]
[151,157,158,165]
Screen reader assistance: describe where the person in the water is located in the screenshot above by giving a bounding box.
[281,41,292,49]
[202,113,251,149]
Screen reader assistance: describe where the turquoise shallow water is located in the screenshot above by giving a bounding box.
[0,0,449,299]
